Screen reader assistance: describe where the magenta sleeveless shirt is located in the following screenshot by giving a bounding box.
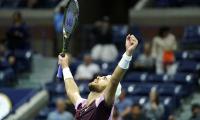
[75,95,113,120]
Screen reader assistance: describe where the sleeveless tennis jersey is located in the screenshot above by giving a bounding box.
[75,95,113,120]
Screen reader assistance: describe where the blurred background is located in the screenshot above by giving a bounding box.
[0,0,200,120]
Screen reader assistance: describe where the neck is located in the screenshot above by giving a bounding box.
[87,91,101,106]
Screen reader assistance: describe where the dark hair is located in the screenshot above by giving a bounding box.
[0,39,6,45]
[132,103,142,109]
[191,103,200,112]
[158,26,170,37]
[59,6,65,14]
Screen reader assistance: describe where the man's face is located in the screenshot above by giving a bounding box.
[84,55,92,66]
[144,43,151,55]
[88,75,111,93]
[131,105,142,116]
[0,44,5,54]
[150,90,157,102]
[56,99,66,113]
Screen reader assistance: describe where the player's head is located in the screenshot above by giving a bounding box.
[88,75,121,96]
[89,75,111,93]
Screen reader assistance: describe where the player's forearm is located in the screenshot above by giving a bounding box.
[111,52,132,84]
[63,67,80,104]
[110,66,126,85]
[104,52,132,105]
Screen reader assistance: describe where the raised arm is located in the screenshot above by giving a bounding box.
[104,34,138,105]
[58,54,82,105]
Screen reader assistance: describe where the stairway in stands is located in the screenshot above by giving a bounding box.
[16,54,57,88]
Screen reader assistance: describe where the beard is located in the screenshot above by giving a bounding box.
[88,83,99,92]
[88,82,105,93]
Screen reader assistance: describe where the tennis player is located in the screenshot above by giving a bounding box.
[58,34,138,120]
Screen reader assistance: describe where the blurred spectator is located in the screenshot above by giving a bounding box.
[19,0,40,8]
[75,54,100,80]
[47,98,74,120]
[112,106,122,120]
[134,42,154,71]
[91,16,118,62]
[6,11,30,50]
[144,88,164,120]
[116,89,132,117]
[0,41,16,70]
[47,0,61,8]
[168,115,176,120]
[190,104,200,120]
[123,103,148,120]
[27,0,39,8]
[151,26,177,75]
[54,6,65,54]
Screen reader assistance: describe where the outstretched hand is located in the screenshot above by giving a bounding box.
[58,53,69,68]
[125,34,138,56]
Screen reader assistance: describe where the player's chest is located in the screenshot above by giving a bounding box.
[75,102,97,120]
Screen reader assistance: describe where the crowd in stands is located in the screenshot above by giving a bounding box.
[35,14,200,120]
[154,0,200,8]
[0,0,61,8]
[0,11,32,86]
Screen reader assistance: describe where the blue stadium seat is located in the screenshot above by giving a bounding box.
[124,83,187,98]
[124,83,156,96]
[177,60,200,73]
[157,84,188,98]
[0,68,16,86]
[35,107,54,120]
[176,50,200,61]
[70,59,82,75]
[78,82,90,95]
[175,51,189,60]
[160,97,176,120]
[124,72,148,83]
[0,0,21,8]
[45,82,65,96]
[156,0,171,7]
[148,74,170,83]
[182,26,200,44]
[190,51,200,60]
[112,25,128,43]
[171,73,196,85]
[128,96,148,105]
[15,50,32,72]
